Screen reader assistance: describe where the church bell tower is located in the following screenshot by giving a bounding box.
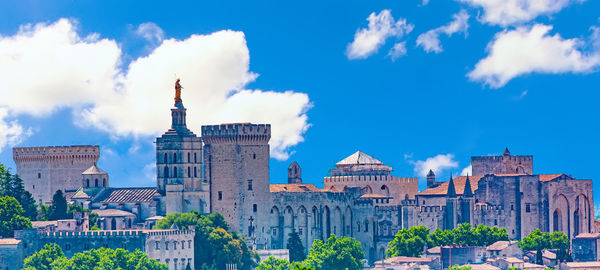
[156,79,209,215]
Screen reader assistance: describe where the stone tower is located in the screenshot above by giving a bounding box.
[426,169,436,188]
[202,123,271,239]
[471,148,533,175]
[288,162,302,184]
[81,162,109,198]
[156,79,208,214]
[458,175,474,225]
[13,145,99,204]
[445,175,458,230]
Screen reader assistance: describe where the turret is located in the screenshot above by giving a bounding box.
[426,169,436,188]
[82,162,108,189]
[288,162,302,184]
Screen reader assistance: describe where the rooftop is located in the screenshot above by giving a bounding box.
[82,162,107,175]
[336,151,383,165]
[270,184,323,192]
[96,187,159,203]
[486,240,518,251]
[92,209,136,217]
[0,239,21,245]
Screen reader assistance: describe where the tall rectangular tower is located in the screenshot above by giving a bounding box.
[156,79,208,215]
[471,148,533,175]
[13,145,99,204]
[202,123,271,237]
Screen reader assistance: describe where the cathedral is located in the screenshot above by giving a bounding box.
[13,80,596,264]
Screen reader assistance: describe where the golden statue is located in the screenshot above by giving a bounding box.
[174,78,183,105]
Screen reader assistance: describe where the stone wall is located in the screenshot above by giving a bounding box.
[324,175,419,204]
[471,155,533,176]
[13,145,99,203]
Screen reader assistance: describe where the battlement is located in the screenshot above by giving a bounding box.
[13,145,100,162]
[474,204,504,211]
[419,205,444,213]
[324,175,417,184]
[201,123,271,144]
[39,229,194,238]
[471,150,533,175]
[471,155,532,162]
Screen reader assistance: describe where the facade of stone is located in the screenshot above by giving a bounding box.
[13,145,99,204]
[11,82,598,267]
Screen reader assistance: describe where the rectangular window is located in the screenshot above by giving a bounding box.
[38,173,41,179]
[156,241,160,250]
[248,180,253,190]
[165,242,169,250]
[526,203,531,213]
[218,191,222,200]
[299,228,303,235]
[253,204,257,212]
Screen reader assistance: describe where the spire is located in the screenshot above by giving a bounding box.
[503,147,510,156]
[427,169,435,177]
[463,174,473,197]
[447,173,457,198]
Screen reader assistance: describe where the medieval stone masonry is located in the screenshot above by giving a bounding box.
[7,81,596,268]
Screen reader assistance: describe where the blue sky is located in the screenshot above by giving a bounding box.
[0,0,599,212]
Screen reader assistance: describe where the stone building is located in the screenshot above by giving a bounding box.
[13,145,99,204]
[0,227,194,270]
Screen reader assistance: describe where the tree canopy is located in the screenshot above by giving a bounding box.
[302,235,364,270]
[0,164,37,220]
[388,224,510,258]
[49,190,68,220]
[23,244,167,270]
[154,211,258,270]
[257,256,290,270]
[519,229,570,264]
[0,195,32,237]
[287,229,306,262]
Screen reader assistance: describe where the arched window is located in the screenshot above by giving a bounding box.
[194,153,197,163]
[173,153,177,163]
[111,218,117,230]
[187,167,190,177]
[173,167,177,177]
[164,153,168,163]
[365,220,369,232]
[164,166,169,178]
[187,152,190,163]
[103,178,106,187]
[194,167,197,177]
[86,179,90,187]
[95,179,98,187]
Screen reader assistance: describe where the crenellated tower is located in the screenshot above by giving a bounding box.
[202,123,271,239]
[156,79,208,215]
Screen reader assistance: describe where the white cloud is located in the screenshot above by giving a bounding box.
[417,9,470,53]
[0,18,312,160]
[459,0,584,26]
[0,108,30,152]
[143,162,156,183]
[347,10,413,60]
[422,0,430,6]
[468,24,600,88]
[411,153,459,177]
[136,22,164,44]
[460,165,473,176]
[388,42,408,61]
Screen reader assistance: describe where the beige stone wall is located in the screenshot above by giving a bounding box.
[545,177,595,238]
[13,146,99,204]
[145,229,195,270]
[323,175,419,204]
[471,155,533,176]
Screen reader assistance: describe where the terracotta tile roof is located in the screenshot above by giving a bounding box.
[269,184,323,192]
[427,246,441,254]
[418,175,482,196]
[92,209,136,217]
[523,263,546,270]
[503,257,524,263]
[575,232,600,239]
[0,239,21,245]
[31,221,59,228]
[359,193,391,199]
[96,187,159,203]
[71,188,91,199]
[565,262,600,268]
[379,256,435,264]
[486,240,518,251]
[539,174,566,182]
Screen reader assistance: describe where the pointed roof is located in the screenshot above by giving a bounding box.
[463,175,473,197]
[503,147,511,156]
[447,174,457,198]
[82,162,107,175]
[337,151,382,165]
[427,169,435,177]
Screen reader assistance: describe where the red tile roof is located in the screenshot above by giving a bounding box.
[418,175,482,196]
[269,184,323,192]
[359,193,391,199]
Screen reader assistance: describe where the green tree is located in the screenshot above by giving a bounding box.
[304,235,364,270]
[287,229,306,262]
[428,228,454,247]
[387,226,429,257]
[472,224,509,246]
[257,256,290,270]
[0,165,37,220]
[0,196,32,237]
[155,211,258,270]
[23,245,167,270]
[550,231,570,262]
[22,244,65,270]
[447,266,472,270]
[49,190,68,220]
[520,229,551,265]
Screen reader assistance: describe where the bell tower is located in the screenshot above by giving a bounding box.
[156,79,209,215]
